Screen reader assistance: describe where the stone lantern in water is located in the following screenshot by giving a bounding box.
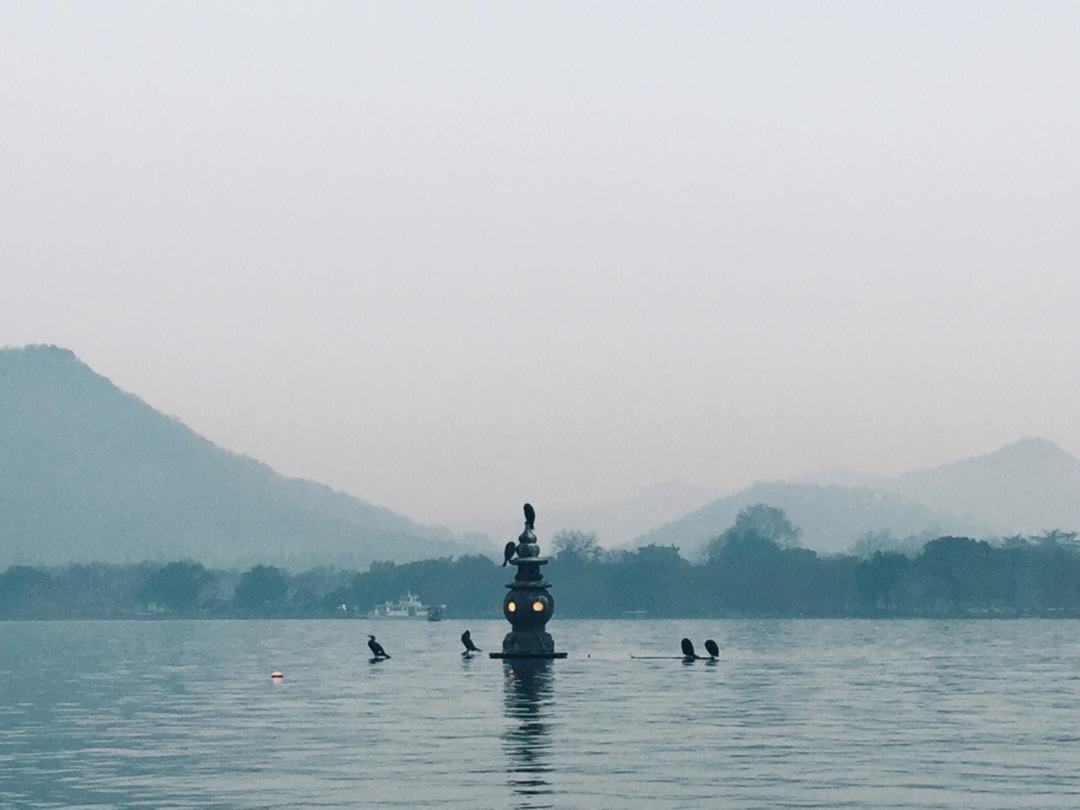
[490,503,567,660]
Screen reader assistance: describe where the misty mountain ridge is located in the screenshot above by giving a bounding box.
[789,467,889,490]
[6,345,1077,567]
[633,481,989,557]
[888,437,1080,535]
[799,437,1080,537]
[635,437,1080,557]
[0,345,489,567]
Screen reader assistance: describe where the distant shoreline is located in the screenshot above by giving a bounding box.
[5,612,1080,622]
[5,531,1080,622]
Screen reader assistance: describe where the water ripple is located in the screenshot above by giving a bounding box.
[2,619,1080,807]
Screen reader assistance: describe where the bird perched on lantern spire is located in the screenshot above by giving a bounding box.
[502,540,517,567]
[523,502,535,530]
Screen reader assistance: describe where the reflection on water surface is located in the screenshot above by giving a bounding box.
[503,660,554,803]
[2,619,1080,807]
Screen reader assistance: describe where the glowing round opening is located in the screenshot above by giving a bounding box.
[532,600,544,612]
[507,601,517,612]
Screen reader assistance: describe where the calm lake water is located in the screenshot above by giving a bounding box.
[2,619,1079,808]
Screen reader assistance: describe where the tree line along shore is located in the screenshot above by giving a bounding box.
[3,507,1079,620]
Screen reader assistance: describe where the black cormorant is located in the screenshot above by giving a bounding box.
[461,630,481,655]
[502,540,517,567]
[523,502,536,529]
[681,638,698,660]
[368,634,390,659]
[704,639,719,659]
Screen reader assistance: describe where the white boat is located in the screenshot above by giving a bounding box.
[367,592,445,619]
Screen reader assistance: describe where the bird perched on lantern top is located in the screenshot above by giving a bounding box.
[516,503,540,560]
[503,502,538,565]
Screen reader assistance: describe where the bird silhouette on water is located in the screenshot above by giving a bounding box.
[461,630,481,655]
[681,638,699,661]
[368,634,390,659]
[704,639,719,660]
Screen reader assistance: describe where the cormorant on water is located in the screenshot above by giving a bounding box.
[368,634,390,659]
[523,502,536,530]
[704,639,719,659]
[461,630,481,655]
[681,638,698,660]
[502,540,517,567]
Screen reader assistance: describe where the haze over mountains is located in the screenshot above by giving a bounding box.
[4,344,1078,567]
[887,438,1080,536]
[632,437,1080,557]
[456,480,720,550]
[632,482,986,557]
[0,345,489,567]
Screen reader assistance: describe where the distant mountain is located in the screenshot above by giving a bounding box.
[635,437,1080,557]
[0,345,488,567]
[790,467,888,490]
[887,437,1080,535]
[632,481,988,557]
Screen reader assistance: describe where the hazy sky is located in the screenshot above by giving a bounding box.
[3,2,1079,530]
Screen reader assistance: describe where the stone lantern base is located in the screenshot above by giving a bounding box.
[490,632,567,659]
